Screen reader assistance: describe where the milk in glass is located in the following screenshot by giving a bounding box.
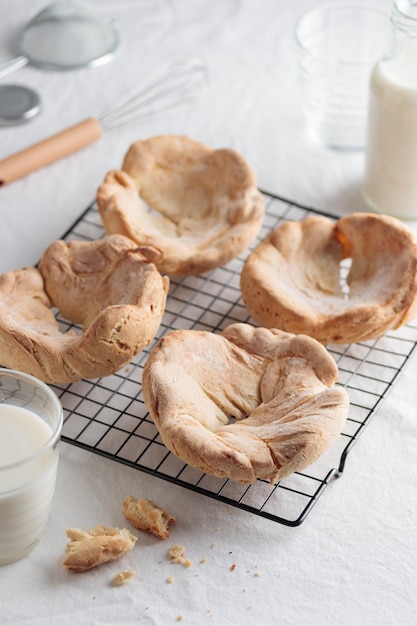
[0,404,60,565]
[363,1,417,219]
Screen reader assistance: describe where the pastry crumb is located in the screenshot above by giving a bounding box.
[168,544,191,566]
[168,544,185,563]
[230,563,237,572]
[123,496,175,539]
[177,615,184,622]
[254,570,261,577]
[62,525,137,573]
[113,570,136,586]
[166,575,175,584]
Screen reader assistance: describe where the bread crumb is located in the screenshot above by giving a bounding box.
[254,571,261,577]
[168,544,191,566]
[62,525,137,573]
[123,496,175,539]
[177,616,183,622]
[230,563,237,572]
[113,570,136,586]
[166,576,175,584]
[210,542,218,548]
[200,558,207,564]
[168,544,185,563]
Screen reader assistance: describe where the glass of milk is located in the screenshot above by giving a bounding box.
[294,4,392,150]
[363,0,417,219]
[0,369,63,566]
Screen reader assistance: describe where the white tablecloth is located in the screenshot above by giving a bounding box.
[1,1,416,625]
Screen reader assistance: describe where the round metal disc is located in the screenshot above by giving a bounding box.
[0,84,41,125]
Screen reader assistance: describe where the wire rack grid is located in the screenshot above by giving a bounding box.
[50,191,417,527]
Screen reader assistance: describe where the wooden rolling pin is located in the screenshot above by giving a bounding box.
[0,118,102,186]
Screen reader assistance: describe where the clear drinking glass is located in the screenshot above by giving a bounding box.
[294,3,392,150]
[0,369,63,566]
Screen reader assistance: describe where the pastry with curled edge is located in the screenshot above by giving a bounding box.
[0,234,169,383]
[240,213,417,344]
[142,323,349,484]
[96,135,265,275]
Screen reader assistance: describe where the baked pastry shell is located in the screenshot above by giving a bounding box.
[0,235,169,383]
[97,135,265,276]
[142,323,349,484]
[240,213,417,344]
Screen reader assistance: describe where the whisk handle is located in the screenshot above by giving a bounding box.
[0,118,103,186]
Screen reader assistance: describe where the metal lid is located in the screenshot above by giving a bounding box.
[0,84,41,125]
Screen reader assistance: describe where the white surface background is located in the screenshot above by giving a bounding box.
[1,1,416,625]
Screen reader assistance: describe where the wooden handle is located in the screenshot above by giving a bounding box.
[0,118,103,186]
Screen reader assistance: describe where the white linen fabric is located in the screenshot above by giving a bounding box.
[1,2,416,625]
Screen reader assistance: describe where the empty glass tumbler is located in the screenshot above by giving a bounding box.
[295,3,391,150]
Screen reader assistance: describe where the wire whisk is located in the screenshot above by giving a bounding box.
[101,57,207,131]
[0,57,208,186]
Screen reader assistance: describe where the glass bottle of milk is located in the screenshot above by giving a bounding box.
[363,0,417,219]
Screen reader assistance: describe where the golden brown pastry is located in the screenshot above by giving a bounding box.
[0,235,169,383]
[142,323,349,484]
[96,135,265,275]
[123,496,175,539]
[240,213,417,344]
[62,525,137,573]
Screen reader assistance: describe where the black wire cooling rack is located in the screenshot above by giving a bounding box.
[50,190,417,526]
